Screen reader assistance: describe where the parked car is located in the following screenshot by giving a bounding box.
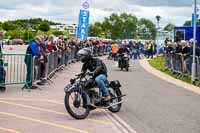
[12,39,24,45]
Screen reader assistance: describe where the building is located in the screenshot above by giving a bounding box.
[156,28,174,46]
[50,24,77,35]
[67,24,77,35]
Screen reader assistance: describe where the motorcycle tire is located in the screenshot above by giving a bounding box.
[64,89,90,119]
[108,87,122,113]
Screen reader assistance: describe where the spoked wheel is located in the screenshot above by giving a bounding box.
[108,87,122,113]
[64,89,90,119]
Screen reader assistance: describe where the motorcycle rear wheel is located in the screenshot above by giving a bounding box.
[108,87,122,113]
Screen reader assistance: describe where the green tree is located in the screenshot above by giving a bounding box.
[164,23,175,31]
[5,30,20,39]
[89,22,103,37]
[38,21,50,32]
[0,22,2,30]
[22,30,35,41]
[183,19,200,26]
[138,18,156,40]
[184,20,192,26]
[101,13,137,39]
[51,30,64,36]
[88,13,156,40]
[2,22,18,31]
[47,29,64,36]
[36,30,46,36]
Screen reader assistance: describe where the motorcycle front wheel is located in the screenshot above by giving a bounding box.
[64,89,90,119]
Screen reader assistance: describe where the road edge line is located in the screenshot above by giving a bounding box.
[104,110,138,133]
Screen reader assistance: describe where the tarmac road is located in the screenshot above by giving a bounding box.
[106,59,200,133]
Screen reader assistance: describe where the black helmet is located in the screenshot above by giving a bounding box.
[77,48,92,63]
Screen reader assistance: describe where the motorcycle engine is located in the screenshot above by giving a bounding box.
[88,89,101,104]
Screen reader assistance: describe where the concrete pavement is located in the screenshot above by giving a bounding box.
[106,59,200,133]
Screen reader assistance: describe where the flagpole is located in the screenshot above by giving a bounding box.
[192,0,197,84]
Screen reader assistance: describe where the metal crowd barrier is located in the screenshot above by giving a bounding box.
[0,46,110,91]
[164,53,200,81]
[0,54,33,90]
[32,48,78,86]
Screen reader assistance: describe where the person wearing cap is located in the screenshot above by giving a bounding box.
[24,36,44,89]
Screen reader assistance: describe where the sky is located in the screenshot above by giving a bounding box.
[0,0,198,27]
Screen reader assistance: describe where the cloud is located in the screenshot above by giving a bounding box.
[0,0,196,27]
[124,0,193,7]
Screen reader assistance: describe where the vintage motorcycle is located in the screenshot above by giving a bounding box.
[64,72,125,119]
[118,53,130,71]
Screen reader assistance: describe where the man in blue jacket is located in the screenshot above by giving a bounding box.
[24,36,44,89]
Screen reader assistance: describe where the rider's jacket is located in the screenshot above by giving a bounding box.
[81,57,107,78]
[118,48,129,55]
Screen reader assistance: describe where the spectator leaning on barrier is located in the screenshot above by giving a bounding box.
[175,41,182,53]
[63,38,71,66]
[165,41,174,69]
[181,41,191,74]
[24,36,44,89]
[37,36,49,85]
[47,35,57,53]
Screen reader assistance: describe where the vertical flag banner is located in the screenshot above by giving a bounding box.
[77,0,90,40]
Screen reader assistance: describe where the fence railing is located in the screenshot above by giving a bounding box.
[164,53,200,81]
[0,54,33,90]
[0,46,110,92]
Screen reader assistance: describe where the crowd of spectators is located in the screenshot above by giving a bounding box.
[164,37,200,75]
[24,35,113,89]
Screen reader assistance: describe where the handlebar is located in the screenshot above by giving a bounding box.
[75,72,92,79]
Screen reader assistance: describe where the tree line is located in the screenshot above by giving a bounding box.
[0,18,64,41]
[89,13,157,40]
[0,13,195,41]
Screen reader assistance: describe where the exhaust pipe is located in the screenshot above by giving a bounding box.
[105,101,123,109]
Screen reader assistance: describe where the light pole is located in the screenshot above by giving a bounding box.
[192,0,197,84]
[156,15,161,50]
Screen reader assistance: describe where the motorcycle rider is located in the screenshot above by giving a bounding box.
[77,48,111,102]
[118,43,130,67]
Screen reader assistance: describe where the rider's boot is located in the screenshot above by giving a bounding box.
[104,95,111,101]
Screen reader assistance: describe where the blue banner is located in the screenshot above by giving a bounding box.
[77,10,90,40]
[192,13,199,27]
